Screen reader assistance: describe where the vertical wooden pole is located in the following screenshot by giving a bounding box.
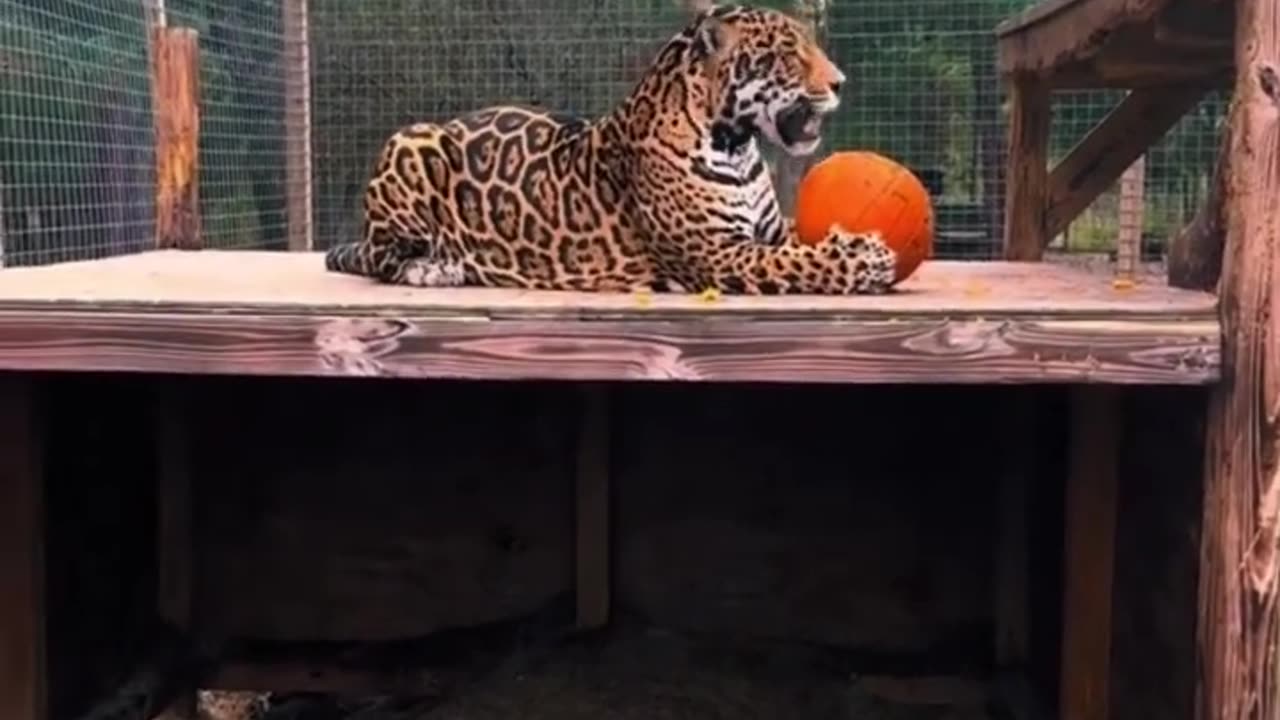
[1060,386,1121,720]
[1194,0,1280,714]
[1115,156,1145,282]
[0,375,45,720]
[283,0,313,252]
[1003,75,1052,261]
[150,26,202,250]
[575,385,611,631]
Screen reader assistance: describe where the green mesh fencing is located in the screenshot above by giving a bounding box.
[1,0,1225,267]
[0,0,291,267]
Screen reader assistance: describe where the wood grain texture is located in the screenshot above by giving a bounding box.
[1003,76,1052,260]
[1059,386,1121,720]
[0,375,45,720]
[0,252,1222,384]
[0,311,1220,385]
[1194,0,1280,715]
[149,27,201,251]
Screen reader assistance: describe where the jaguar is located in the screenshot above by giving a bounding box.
[324,3,897,294]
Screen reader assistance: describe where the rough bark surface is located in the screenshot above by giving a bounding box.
[1195,0,1280,716]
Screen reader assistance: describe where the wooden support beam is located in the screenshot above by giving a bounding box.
[1044,84,1209,240]
[1060,386,1121,720]
[1115,156,1145,282]
[1002,75,1052,260]
[0,374,45,720]
[575,385,611,631]
[1194,0,1280,713]
[150,26,202,250]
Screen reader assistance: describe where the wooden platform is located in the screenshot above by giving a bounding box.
[0,249,1220,384]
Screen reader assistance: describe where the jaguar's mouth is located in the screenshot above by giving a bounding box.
[774,98,831,155]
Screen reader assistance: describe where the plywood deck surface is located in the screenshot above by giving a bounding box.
[0,250,1220,384]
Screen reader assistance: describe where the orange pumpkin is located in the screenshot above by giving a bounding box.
[793,150,935,284]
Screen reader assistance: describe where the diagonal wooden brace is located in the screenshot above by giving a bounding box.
[1044,83,1212,240]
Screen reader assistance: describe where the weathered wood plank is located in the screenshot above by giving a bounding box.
[1003,76,1052,260]
[1060,386,1122,720]
[1194,0,1280,714]
[0,312,1220,385]
[0,374,45,720]
[1045,84,1209,240]
[150,27,201,250]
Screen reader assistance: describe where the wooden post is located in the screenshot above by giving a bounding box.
[1115,156,1145,282]
[150,26,202,250]
[1002,75,1051,261]
[575,386,611,631]
[0,375,45,720]
[283,0,313,252]
[1194,0,1280,714]
[1060,386,1121,720]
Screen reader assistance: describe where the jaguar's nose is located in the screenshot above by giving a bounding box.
[829,80,843,95]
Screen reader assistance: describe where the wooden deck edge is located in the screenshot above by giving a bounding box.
[0,310,1221,385]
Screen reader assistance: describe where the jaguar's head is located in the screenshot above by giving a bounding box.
[694,4,847,157]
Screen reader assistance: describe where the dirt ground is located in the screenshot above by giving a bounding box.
[246,624,997,720]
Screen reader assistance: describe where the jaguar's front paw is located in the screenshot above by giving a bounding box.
[828,227,897,294]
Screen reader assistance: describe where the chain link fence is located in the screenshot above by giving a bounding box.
[0,0,1224,268]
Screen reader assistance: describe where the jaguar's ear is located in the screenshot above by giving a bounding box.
[691,10,730,59]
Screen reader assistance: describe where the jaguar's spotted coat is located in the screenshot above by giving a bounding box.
[324,3,898,294]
